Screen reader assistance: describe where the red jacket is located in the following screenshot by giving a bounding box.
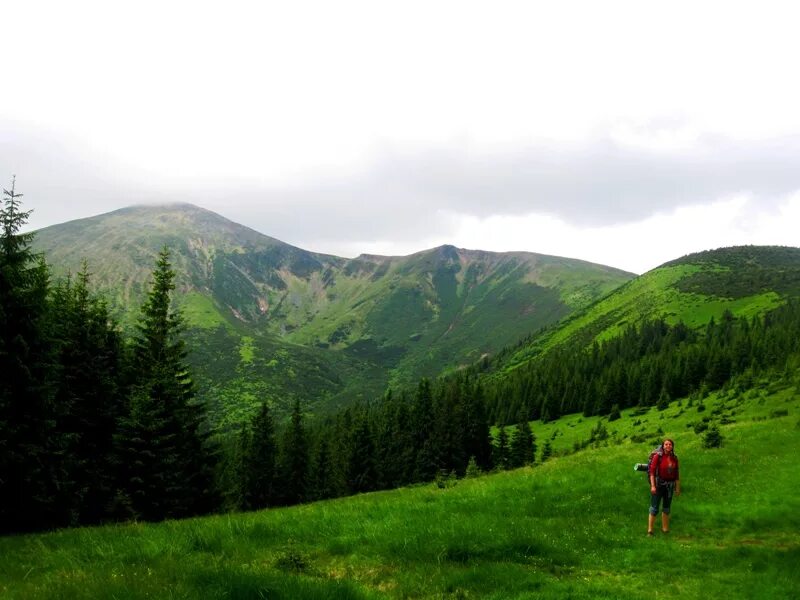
[650,451,679,482]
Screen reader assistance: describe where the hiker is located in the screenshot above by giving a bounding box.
[647,438,681,536]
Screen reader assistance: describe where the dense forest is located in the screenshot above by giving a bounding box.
[0,179,216,533]
[3,179,800,534]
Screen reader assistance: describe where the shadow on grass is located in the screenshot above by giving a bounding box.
[190,566,379,600]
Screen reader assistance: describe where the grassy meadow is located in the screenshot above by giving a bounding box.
[2,379,799,599]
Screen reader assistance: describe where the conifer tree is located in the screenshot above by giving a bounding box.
[412,378,438,481]
[241,401,277,509]
[374,391,415,489]
[347,410,377,494]
[540,439,553,462]
[49,264,125,525]
[494,425,510,470]
[0,177,56,533]
[309,432,338,501]
[463,380,492,470]
[509,419,535,467]
[278,399,308,504]
[113,247,215,521]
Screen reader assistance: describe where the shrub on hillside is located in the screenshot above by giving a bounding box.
[435,470,458,489]
[702,426,724,448]
[693,416,711,434]
[465,456,482,478]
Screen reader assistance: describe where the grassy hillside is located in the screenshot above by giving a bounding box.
[33,204,633,423]
[501,246,800,371]
[3,375,798,599]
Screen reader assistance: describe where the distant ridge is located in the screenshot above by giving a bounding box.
[495,244,800,373]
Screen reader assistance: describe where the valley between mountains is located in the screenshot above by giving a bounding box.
[33,203,633,427]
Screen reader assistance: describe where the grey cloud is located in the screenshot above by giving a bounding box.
[1,122,166,231]
[216,136,800,248]
[4,120,800,251]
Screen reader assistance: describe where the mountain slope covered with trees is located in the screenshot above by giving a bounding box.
[33,203,634,424]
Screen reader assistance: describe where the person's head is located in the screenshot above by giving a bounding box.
[662,439,675,453]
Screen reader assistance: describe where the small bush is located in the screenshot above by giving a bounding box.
[435,469,458,489]
[702,426,724,449]
[465,456,482,479]
[275,545,312,573]
[770,409,789,419]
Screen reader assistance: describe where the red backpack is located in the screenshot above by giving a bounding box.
[634,445,678,482]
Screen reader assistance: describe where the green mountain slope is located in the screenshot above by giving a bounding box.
[33,204,633,425]
[500,245,800,371]
[3,375,798,599]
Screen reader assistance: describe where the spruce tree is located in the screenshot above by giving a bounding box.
[412,378,438,481]
[0,177,56,533]
[49,264,125,525]
[463,380,492,470]
[309,433,337,501]
[347,410,376,494]
[241,402,277,509]
[278,399,308,505]
[540,439,553,462]
[494,426,510,470]
[509,419,535,467]
[113,247,215,521]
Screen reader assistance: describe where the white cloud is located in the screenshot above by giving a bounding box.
[4,1,800,269]
[431,194,800,274]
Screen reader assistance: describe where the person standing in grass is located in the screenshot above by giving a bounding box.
[647,438,681,536]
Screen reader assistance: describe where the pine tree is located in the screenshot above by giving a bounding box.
[49,264,125,525]
[509,420,535,467]
[278,399,308,505]
[412,378,437,482]
[463,380,492,471]
[241,402,277,509]
[494,426,510,470]
[378,392,415,488]
[347,410,376,494]
[540,439,553,462]
[113,247,215,521]
[0,177,57,533]
[309,432,338,501]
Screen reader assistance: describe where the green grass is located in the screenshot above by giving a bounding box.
[180,292,231,330]
[2,378,799,599]
[238,336,256,365]
[505,261,796,370]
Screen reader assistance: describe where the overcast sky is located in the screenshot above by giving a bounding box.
[3,1,800,274]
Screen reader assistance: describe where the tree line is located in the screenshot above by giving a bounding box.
[481,302,800,426]
[0,180,215,533]
[222,376,541,512]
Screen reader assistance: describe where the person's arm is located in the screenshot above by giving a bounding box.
[675,479,681,495]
